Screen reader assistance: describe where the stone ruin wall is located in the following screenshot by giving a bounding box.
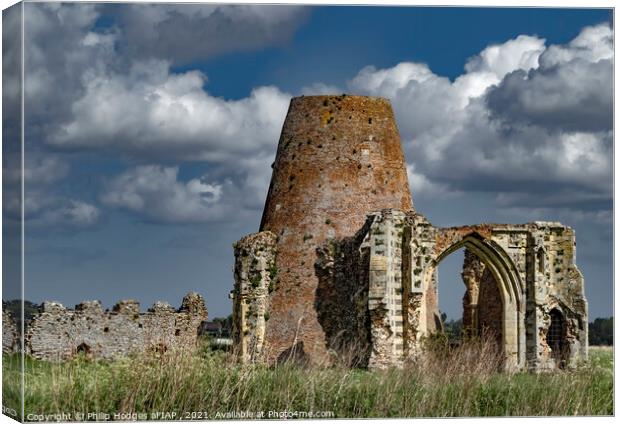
[231,231,278,363]
[15,292,207,361]
[457,223,588,370]
[366,210,407,368]
[370,213,588,371]
[232,222,374,367]
[525,223,588,370]
[3,309,19,353]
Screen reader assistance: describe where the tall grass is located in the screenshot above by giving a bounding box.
[2,341,613,420]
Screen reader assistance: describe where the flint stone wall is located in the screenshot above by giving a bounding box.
[231,231,278,363]
[25,292,207,361]
[3,309,19,353]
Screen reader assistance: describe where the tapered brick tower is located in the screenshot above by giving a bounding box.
[259,95,414,364]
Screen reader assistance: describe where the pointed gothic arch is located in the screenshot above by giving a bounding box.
[423,230,525,370]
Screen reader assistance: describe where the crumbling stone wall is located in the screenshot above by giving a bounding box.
[461,248,484,332]
[314,217,373,367]
[231,231,277,363]
[233,209,588,371]
[524,222,588,371]
[359,212,587,371]
[3,309,19,353]
[233,94,588,372]
[476,268,503,347]
[25,293,207,361]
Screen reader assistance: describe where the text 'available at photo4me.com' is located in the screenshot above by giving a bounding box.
[23,410,336,421]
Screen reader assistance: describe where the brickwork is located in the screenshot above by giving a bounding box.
[24,293,207,361]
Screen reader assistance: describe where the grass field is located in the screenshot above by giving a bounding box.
[2,342,613,420]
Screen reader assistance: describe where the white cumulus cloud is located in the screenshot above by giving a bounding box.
[51,60,292,163]
[101,165,235,223]
[346,23,612,212]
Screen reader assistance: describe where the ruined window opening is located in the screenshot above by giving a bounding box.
[537,248,545,274]
[546,308,567,368]
[103,327,109,333]
[175,329,181,336]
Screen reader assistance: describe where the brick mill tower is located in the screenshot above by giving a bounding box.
[256,95,414,364]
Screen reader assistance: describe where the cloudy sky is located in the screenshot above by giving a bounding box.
[2,4,613,320]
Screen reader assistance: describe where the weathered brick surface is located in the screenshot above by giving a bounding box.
[258,95,414,364]
[24,293,207,361]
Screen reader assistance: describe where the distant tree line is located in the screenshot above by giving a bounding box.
[439,311,613,347]
[589,317,613,346]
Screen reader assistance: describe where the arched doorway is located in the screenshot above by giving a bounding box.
[436,247,503,349]
[422,231,524,370]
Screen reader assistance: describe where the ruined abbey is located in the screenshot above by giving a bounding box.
[231,95,588,372]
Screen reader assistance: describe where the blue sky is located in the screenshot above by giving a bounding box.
[2,4,613,320]
[188,7,612,99]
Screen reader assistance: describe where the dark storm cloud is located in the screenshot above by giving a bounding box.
[23,3,114,141]
[2,5,22,146]
[114,4,309,65]
[486,59,613,133]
